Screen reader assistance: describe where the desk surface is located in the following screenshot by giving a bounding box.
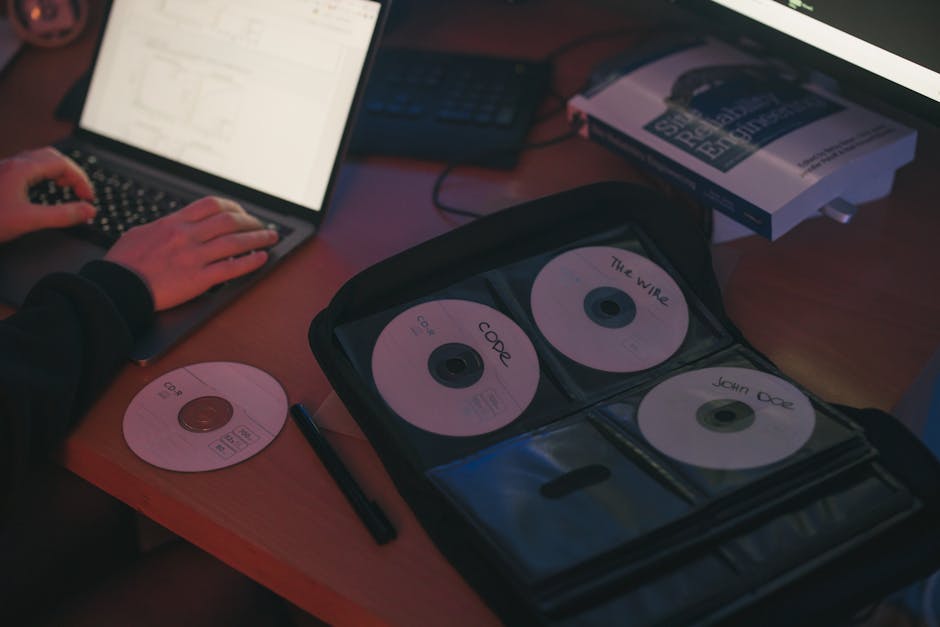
[2,1,939,625]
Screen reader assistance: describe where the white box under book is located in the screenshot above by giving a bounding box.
[567,36,917,240]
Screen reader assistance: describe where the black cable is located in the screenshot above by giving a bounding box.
[431,161,484,219]
[432,128,581,220]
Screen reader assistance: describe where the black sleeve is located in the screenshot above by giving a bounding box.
[0,260,154,520]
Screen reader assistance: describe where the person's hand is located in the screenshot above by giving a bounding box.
[0,147,96,243]
[104,197,279,311]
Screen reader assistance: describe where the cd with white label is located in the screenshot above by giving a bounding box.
[123,362,287,472]
[530,246,690,372]
[637,367,816,470]
[371,299,540,436]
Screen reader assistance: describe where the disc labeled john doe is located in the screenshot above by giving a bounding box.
[637,367,815,470]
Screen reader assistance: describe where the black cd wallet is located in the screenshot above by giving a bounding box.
[308,182,940,626]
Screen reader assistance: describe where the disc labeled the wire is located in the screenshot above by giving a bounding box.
[530,246,690,372]
[637,367,815,469]
[123,362,288,472]
[371,299,540,436]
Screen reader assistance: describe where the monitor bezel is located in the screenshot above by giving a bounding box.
[671,0,940,128]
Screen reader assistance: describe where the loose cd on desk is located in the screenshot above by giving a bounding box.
[637,367,816,470]
[371,299,540,437]
[123,362,288,472]
[530,246,690,373]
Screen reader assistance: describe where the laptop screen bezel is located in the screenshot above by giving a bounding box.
[73,0,392,225]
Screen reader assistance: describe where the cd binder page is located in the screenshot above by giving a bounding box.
[308,182,940,627]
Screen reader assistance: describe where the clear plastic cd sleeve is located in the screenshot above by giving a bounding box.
[593,346,872,501]
[493,224,733,403]
[334,275,576,469]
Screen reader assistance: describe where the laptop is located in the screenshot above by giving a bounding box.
[0,0,390,364]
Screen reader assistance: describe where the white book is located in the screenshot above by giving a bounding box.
[567,37,917,240]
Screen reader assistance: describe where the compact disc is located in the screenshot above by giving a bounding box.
[530,246,689,372]
[637,367,816,470]
[371,299,539,436]
[123,362,287,472]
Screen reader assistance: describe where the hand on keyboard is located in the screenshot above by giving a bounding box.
[7,145,282,310]
[105,196,279,311]
[26,146,293,248]
[0,147,97,243]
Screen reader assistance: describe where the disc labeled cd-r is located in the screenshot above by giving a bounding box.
[371,299,540,436]
[123,362,288,472]
[530,246,690,372]
[637,367,816,470]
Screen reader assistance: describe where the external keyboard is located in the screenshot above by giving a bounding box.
[348,48,550,168]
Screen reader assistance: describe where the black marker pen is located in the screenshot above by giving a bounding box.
[289,403,396,545]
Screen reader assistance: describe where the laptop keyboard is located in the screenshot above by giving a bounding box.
[28,148,291,248]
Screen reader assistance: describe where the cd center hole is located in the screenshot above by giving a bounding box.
[445,358,467,375]
[715,410,737,423]
[600,299,621,317]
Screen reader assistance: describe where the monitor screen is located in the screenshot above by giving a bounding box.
[672,0,940,126]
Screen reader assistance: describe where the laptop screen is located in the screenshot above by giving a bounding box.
[79,0,382,213]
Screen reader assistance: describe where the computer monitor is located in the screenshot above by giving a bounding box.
[671,0,940,127]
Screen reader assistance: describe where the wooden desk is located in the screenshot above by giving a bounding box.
[1,1,938,625]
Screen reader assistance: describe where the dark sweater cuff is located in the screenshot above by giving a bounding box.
[79,260,155,338]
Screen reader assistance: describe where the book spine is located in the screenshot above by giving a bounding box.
[584,114,773,239]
